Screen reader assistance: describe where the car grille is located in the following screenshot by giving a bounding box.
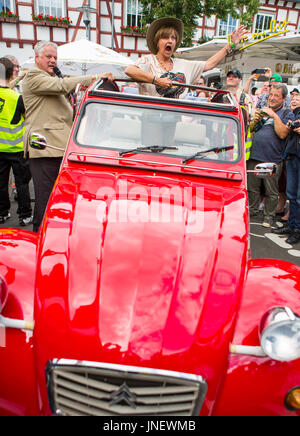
[46,359,207,416]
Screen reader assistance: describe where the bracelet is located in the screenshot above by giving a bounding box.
[225,46,233,55]
[15,78,19,85]
[230,41,237,49]
[152,75,156,85]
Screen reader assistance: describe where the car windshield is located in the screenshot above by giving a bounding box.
[75,102,241,163]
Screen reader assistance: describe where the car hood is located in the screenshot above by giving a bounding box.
[34,167,248,415]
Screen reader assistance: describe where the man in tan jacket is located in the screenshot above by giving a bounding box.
[22,40,113,232]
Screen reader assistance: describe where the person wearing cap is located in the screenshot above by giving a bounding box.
[256,73,291,110]
[226,69,252,119]
[291,88,300,97]
[125,17,247,98]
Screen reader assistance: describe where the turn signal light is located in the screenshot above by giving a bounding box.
[285,388,300,411]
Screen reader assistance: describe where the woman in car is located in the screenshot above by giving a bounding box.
[125,17,247,98]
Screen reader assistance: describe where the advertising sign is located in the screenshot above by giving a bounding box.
[227,18,290,51]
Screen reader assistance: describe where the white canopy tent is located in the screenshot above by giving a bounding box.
[22,39,133,77]
[176,33,300,86]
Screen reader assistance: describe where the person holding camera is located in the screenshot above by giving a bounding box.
[243,68,271,114]
[256,73,291,110]
[272,91,300,244]
[247,83,294,228]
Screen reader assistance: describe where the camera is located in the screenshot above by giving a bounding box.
[290,120,300,130]
[211,81,223,89]
[252,69,266,75]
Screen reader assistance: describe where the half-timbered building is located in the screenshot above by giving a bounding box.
[0,0,300,66]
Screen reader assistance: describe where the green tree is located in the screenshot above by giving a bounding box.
[140,0,260,47]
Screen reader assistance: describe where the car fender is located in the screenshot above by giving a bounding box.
[0,229,38,416]
[214,259,300,416]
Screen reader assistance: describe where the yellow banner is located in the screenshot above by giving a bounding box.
[227,18,290,51]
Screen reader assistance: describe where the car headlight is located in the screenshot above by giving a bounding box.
[260,307,300,362]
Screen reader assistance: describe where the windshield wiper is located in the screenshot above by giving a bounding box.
[182,145,235,164]
[119,145,178,157]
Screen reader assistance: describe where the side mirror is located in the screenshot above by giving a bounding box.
[248,162,277,178]
[0,275,8,314]
[29,132,65,152]
[30,132,47,150]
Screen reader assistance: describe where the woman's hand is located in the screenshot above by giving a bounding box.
[230,25,248,45]
[155,76,172,89]
[101,72,114,81]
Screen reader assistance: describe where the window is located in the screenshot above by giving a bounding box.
[0,0,14,14]
[35,0,65,18]
[127,0,143,27]
[217,15,238,37]
[253,13,274,33]
[76,102,240,164]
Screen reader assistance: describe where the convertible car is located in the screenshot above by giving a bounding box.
[0,79,299,416]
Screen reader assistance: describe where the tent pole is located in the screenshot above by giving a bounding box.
[111,0,115,50]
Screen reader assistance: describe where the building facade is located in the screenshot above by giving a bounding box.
[0,0,300,64]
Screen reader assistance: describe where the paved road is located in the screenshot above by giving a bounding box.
[0,180,34,232]
[250,215,300,266]
[1,186,299,267]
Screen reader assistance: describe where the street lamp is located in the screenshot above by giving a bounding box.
[76,1,97,41]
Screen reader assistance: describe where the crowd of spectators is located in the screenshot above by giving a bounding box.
[0,35,300,246]
[196,65,300,246]
[185,67,300,245]
[243,69,300,245]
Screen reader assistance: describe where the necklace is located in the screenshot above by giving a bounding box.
[155,55,173,72]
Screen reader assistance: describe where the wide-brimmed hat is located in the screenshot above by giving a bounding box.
[146,17,184,55]
[290,88,300,95]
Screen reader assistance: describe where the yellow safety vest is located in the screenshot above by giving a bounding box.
[0,87,25,153]
[219,122,239,161]
[245,127,252,161]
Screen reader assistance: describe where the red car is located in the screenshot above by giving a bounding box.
[0,80,300,416]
